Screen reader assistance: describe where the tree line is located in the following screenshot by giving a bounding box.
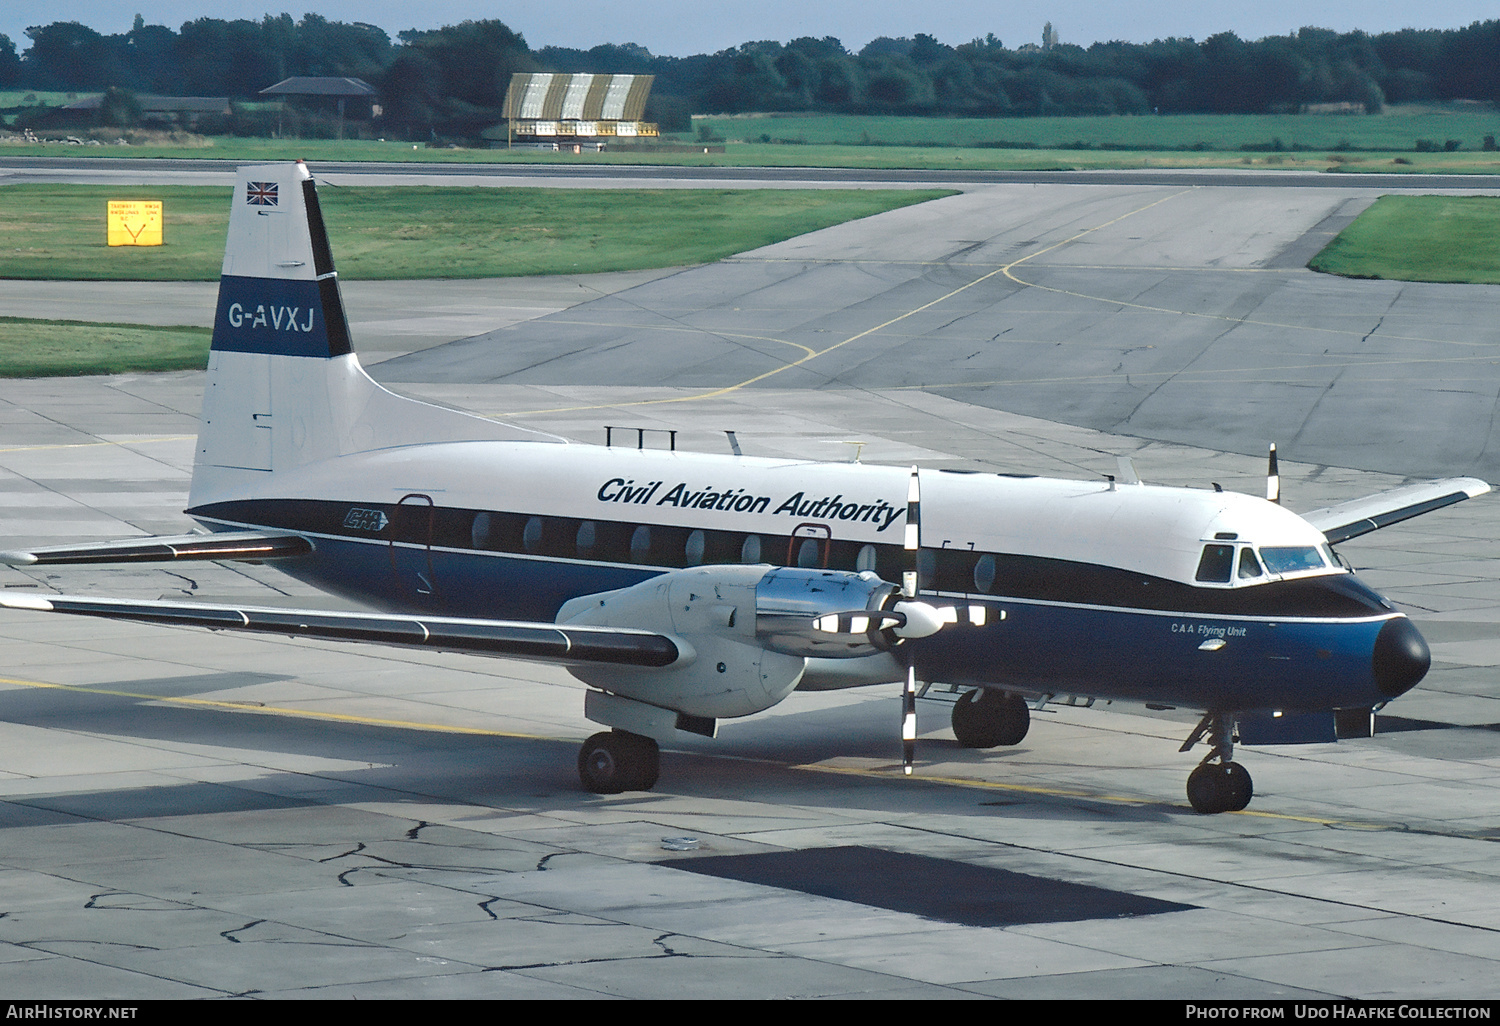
[2,15,1498,140]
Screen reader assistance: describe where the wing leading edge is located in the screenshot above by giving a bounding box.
[0,593,681,668]
[1301,477,1491,545]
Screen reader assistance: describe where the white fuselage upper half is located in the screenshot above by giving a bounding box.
[240,439,1334,588]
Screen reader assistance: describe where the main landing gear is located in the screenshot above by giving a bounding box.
[1181,711,1253,814]
[951,688,1031,748]
[578,730,660,794]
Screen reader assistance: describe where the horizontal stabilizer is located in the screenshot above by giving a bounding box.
[0,593,681,668]
[0,531,312,567]
[1302,477,1491,544]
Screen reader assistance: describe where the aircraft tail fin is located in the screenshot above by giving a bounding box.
[190,162,560,507]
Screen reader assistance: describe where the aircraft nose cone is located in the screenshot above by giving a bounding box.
[1373,616,1430,698]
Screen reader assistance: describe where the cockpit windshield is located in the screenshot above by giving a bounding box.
[1195,542,1334,586]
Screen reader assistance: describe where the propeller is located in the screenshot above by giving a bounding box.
[884,466,1000,774]
[901,466,921,775]
[1266,443,1281,504]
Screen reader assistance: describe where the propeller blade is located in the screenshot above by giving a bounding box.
[902,663,917,775]
[1267,443,1281,504]
[903,466,920,598]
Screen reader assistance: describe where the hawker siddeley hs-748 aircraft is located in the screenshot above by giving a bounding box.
[0,162,1488,813]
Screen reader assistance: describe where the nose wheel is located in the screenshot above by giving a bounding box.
[1181,711,1253,813]
[578,730,660,794]
[1186,759,1253,813]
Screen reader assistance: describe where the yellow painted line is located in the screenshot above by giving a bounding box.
[6,673,1487,837]
[490,191,1198,419]
[0,436,194,455]
[0,674,558,742]
[795,761,1401,831]
[1005,251,1500,352]
[796,761,1154,804]
[493,326,816,417]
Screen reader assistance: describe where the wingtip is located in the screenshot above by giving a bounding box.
[0,551,37,566]
[0,593,54,611]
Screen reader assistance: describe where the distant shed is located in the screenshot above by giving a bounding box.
[61,94,230,129]
[502,73,657,147]
[259,77,378,137]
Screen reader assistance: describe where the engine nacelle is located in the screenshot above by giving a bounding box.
[753,566,901,658]
[555,564,906,719]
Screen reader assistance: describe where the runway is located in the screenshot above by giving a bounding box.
[0,165,1498,998]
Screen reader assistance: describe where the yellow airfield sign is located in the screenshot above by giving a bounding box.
[107,201,163,247]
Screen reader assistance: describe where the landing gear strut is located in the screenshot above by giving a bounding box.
[1181,712,1253,814]
[578,730,660,794]
[951,688,1030,748]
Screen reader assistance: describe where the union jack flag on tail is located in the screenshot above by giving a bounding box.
[246,181,278,206]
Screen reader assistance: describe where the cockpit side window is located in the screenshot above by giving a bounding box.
[1237,547,1264,579]
[1195,544,1234,583]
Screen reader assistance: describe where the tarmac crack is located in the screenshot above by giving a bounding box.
[319,837,535,887]
[221,919,265,943]
[482,935,740,974]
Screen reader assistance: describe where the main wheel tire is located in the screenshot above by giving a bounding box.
[579,732,627,794]
[620,732,661,791]
[1223,761,1253,812]
[578,731,660,794]
[951,689,1030,748]
[1186,762,1226,814]
[1187,761,1252,813]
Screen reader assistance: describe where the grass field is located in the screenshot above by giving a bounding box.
[694,107,1500,152]
[1310,195,1500,284]
[0,317,209,376]
[5,105,1499,173]
[0,184,952,281]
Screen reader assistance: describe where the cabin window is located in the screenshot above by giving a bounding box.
[522,516,544,553]
[1260,546,1325,574]
[630,525,652,562]
[795,538,821,568]
[685,529,705,565]
[576,521,597,556]
[471,512,493,550]
[1237,547,1263,579]
[974,553,996,593]
[1195,544,1234,583]
[740,535,761,563]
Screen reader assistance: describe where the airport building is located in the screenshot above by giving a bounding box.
[501,73,658,150]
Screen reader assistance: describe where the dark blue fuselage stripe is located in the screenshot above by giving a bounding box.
[251,529,1392,713]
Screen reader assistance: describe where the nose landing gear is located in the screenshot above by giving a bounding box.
[1181,711,1253,814]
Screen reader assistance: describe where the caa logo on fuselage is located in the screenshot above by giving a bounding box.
[343,508,389,532]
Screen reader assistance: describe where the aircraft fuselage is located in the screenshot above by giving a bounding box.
[185,438,1427,717]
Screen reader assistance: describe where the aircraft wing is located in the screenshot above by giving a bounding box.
[1301,477,1491,544]
[0,593,681,668]
[0,531,312,566]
